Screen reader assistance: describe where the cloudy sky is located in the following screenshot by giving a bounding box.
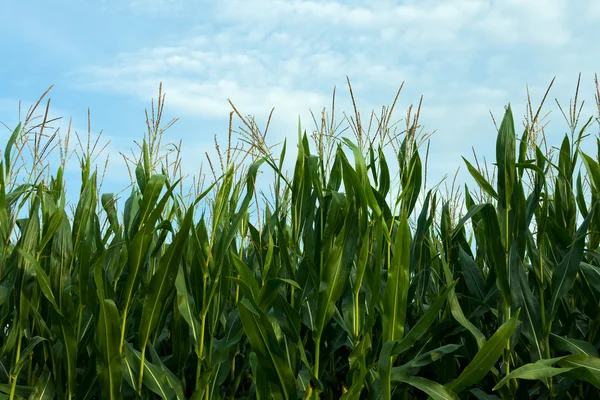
[1,0,600,202]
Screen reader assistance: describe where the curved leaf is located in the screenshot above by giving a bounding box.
[446,310,520,394]
[382,213,411,343]
[238,298,297,399]
[493,357,572,390]
[396,375,460,400]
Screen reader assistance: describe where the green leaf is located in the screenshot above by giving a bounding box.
[441,254,486,349]
[392,344,461,377]
[174,266,202,356]
[238,297,297,399]
[496,104,516,210]
[550,334,599,357]
[58,317,77,398]
[580,262,600,295]
[0,383,32,398]
[581,152,600,193]
[493,357,573,390]
[132,174,167,234]
[378,340,396,400]
[95,299,123,400]
[147,345,186,400]
[462,157,498,201]
[557,354,600,388]
[4,123,21,172]
[314,216,354,340]
[391,281,456,356]
[394,375,460,400]
[16,248,61,315]
[342,138,382,216]
[249,352,269,400]
[382,213,411,343]
[400,148,422,215]
[11,336,46,378]
[231,253,260,300]
[95,256,123,400]
[469,388,501,400]
[38,208,64,253]
[137,205,194,390]
[271,294,301,343]
[458,247,485,300]
[446,310,520,393]
[341,334,371,400]
[124,343,177,399]
[190,370,212,400]
[479,205,511,306]
[378,146,391,197]
[519,263,544,361]
[550,208,594,317]
[28,370,55,400]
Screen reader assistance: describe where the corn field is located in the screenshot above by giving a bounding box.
[2,78,600,399]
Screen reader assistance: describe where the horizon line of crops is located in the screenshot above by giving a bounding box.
[1,75,600,399]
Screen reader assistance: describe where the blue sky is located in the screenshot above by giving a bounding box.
[1,0,600,205]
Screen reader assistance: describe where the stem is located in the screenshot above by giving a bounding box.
[195,356,202,390]
[231,353,236,380]
[314,345,320,377]
[27,352,33,385]
[329,351,335,376]
[291,286,295,309]
[205,330,214,400]
[292,200,300,310]
[196,275,208,388]
[137,346,146,393]
[76,304,84,341]
[504,303,511,377]
[197,318,206,383]
[119,304,129,354]
[304,385,313,400]
[9,334,23,400]
[314,335,321,399]
[227,359,244,400]
[504,208,511,380]
[354,290,360,344]
[539,245,553,395]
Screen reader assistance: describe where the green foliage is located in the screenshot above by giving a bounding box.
[1,82,600,400]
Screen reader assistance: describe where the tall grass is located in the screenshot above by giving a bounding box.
[1,76,600,400]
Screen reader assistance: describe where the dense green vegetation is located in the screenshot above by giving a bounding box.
[2,78,600,399]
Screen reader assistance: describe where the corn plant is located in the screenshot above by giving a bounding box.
[1,77,600,400]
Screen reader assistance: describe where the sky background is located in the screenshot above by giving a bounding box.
[1,0,600,207]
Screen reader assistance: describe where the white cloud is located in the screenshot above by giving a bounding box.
[475,0,570,46]
[69,0,600,192]
[216,0,570,49]
[73,24,413,127]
